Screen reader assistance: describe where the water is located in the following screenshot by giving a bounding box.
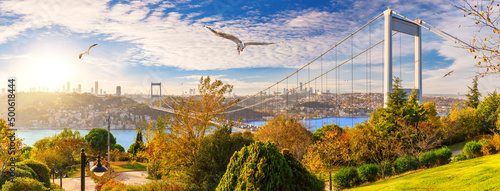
[245,117,369,132]
[16,117,369,148]
[16,129,137,151]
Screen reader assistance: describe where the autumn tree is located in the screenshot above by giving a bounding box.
[255,116,313,160]
[0,119,24,178]
[477,91,500,133]
[466,76,481,108]
[450,0,500,76]
[140,76,239,181]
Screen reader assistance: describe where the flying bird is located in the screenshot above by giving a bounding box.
[443,70,454,78]
[204,26,276,54]
[79,44,98,59]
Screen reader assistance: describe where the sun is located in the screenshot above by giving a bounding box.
[26,51,75,90]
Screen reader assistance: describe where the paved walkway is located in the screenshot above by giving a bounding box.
[58,171,150,191]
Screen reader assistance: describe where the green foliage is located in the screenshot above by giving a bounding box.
[111,144,125,153]
[435,146,452,165]
[217,141,320,191]
[393,155,418,174]
[127,131,145,155]
[50,183,64,191]
[418,150,437,168]
[84,128,116,154]
[441,107,482,145]
[21,146,32,160]
[282,149,325,191]
[465,76,481,109]
[357,164,380,183]
[453,153,467,162]
[0,177,49,191]
[16,164,38,180]
[463,140,484,159]
[333,167,360,189]
[477,91,500,133]
[18,159,50,188]
[189,126,254,190]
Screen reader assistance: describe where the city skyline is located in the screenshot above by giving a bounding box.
[0,0,498,96]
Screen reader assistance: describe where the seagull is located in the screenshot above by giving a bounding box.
[442,70,454,78]
[79,44,98,59]
[204,26,276,54]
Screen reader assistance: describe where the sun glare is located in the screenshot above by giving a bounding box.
[27,52,74,90]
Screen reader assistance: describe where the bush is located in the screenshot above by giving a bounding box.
[380,159,394,177]
[50,183,64,191]
[112,144,125,153]
[418,150,437,168]
[101,179,126,191]
[101,180,186,191]
[393,155,418,174]
[453,153,467,162]
[482,133,500,156]
[1,177,49,191]
[333,167,360,189]
[435,146,452,165]
[282,149,325,191]
[357,164,380,182]
[217,141,294,190]
[18,159,50,188]
[463,140,484,159]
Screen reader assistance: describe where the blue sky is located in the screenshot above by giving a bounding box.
[0,0,497,96]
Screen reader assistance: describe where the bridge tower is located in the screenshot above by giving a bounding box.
[384,8,422,107]
[151,82,162,107]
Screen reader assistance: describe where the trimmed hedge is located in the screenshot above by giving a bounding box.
[419,150,437,168]
[463,140,483,159]
[0,177,49,191]
[333,167,360,189]
[17,160,50,188]
[393,155,418,174]
[357,164,380,182]
[435,146,452,165]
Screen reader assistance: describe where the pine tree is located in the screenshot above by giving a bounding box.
[466,76,481,109]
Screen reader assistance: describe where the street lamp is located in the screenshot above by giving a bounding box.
[81,149,108,191]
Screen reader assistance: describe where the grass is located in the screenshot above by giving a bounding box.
[347,153,500,191]
[111,162,147,172]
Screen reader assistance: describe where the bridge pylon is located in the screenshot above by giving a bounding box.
[151,82,162,107]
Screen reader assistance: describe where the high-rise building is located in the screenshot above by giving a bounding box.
[95,81,99,95]
[78,84,81,93]
[91,87,94,94]
[116,86,121,96]
[300,82,303,92]
[67,82,70,93]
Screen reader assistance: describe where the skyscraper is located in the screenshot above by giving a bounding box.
[116,86,121,96]
[67,82,70,93]
[78,84,82,93]
[91,87,94,94]
[95,81,99,95]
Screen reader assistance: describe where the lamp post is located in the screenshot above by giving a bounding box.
[107,116,110,162]
[81,149,108,191]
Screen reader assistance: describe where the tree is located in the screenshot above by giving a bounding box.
[51,128,87,166]
[189,126,254,190]
[84,128,116,155]
[216,141,324,191]
[127,131,145,156]
[140,76,239,181]
[0,119,24,178]
[477,91,500,133]
[255,116,313,160]
[450,0,500,76]
[466,76,481,108]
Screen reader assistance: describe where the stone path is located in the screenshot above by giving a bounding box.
[58,171,150,191]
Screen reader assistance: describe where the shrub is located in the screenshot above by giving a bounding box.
[217,141,293,190]
[393,155,418,174]
[453,153,467,162]
[17,159,50,188]
[380,159,394,177]
[482,133,500,156]
[333,167,360,189]
[101,179,126,191]
[463,140,484,159]
[357,164,380,182]
[435,146,452,165]
[111,144,125,153]
[282,149,325,191]
[418,150,437,168]
[1,177,49,191]
[50,183,64,191]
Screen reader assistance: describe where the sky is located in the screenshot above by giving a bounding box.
[0,0,498,97]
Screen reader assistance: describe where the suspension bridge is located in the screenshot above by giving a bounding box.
[147,8,474,132]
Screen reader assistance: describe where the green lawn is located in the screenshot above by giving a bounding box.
[348,153,500,191]
[111,162,147,171]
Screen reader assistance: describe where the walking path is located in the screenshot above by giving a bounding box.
[59,171,150,191]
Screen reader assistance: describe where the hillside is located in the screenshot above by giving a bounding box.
[348,153,500,191]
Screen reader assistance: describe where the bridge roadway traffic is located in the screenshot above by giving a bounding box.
[150,106,257,132]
